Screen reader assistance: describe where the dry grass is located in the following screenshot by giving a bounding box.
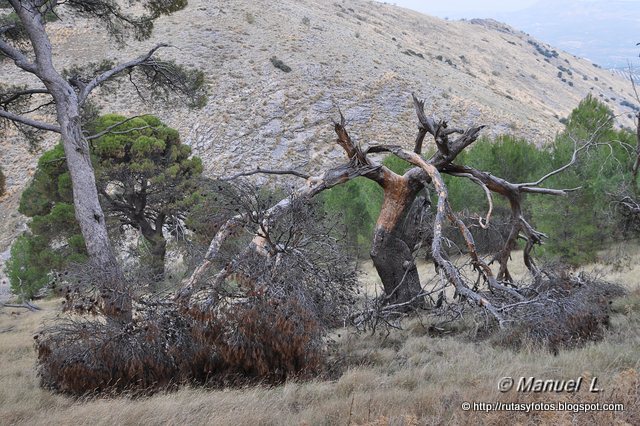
[1,246,640,425]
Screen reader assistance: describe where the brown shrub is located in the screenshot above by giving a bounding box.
[192,294,324,384]
[35,304,214,395]
[36,292,326,395]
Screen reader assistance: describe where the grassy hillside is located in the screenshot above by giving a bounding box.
[1,246,639,425]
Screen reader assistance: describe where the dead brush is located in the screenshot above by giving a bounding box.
[35,191,358,395]
[191,293,325,384]
[349,263,626,355]
[35,293,329,395]
[35,302,214,395]
[490,268,626,352]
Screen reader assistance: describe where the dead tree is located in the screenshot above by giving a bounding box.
[179,94,582,326]
[608,66,640,229]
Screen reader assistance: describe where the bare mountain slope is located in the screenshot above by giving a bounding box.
[0,0,637,256]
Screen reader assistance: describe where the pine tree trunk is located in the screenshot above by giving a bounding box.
[370,175,425,308]
[13,0,131,321]
[145,232,167,286]
[57,104,131,321]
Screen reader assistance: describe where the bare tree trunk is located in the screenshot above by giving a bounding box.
[56,100,131,320]
[11,1,130,320]
[370,175,425,307]
[633,112,640,195]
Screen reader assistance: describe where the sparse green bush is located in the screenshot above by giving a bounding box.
[6,144,87,300]
[0,165,5,196]
[270,56,292,73]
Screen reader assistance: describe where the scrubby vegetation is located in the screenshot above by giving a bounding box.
[1,249,639,424]
[34,193,358,394]
[1,0,639,421]
[270,56,292,73]
[3,93,639,426]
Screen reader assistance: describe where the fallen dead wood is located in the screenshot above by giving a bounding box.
[1,301,42,311]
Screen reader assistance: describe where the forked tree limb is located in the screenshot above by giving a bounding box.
[1,302,41,311]
[178,120,384,301]
[220,168,311,181]
[0,87,51,107]
[180,93,591,325]
[0,36,38,74]
[0,109,61,132]
[78,43,170,104]
[446,171,494,228]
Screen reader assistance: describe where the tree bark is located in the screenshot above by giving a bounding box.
[55,99,131,320]
[10,1,131,321]
[370,173,426,307]
[141,228,167,285]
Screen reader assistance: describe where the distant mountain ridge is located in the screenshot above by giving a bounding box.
[0,0,639,258]
[493,0,640,68]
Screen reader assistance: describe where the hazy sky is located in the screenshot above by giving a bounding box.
[385,0,640,19]
[385,0,539,18]
[379,0,640,67]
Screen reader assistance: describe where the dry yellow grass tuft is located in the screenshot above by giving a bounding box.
[1,246,639,425]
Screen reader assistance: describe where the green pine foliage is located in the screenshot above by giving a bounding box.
[445,135,548,216]
[321,177,382,255]
[90,114,203,222]
[531,95,633,265]
[6,114,203,298]
[7,145,86,299]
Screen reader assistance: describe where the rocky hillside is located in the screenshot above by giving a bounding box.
[1,0,638,256]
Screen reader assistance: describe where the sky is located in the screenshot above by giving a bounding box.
[384,0,639,19]
[385,0,538,18]
[378,0,640,68]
